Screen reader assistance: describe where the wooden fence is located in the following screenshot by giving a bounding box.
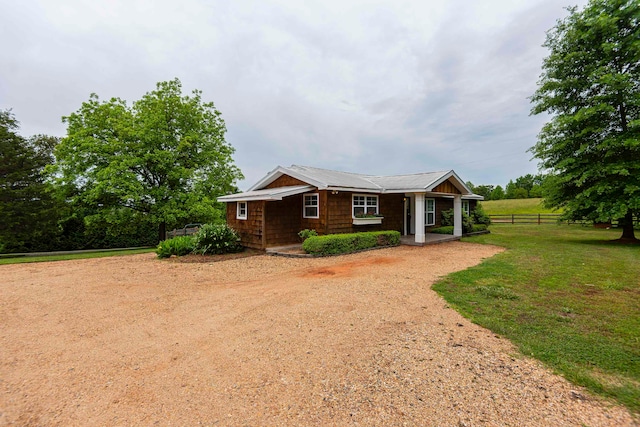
[489,214,564,224]
[489,214,638,226]
[165,225,201,240]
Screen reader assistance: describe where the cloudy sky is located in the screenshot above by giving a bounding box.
[1,0,588,190]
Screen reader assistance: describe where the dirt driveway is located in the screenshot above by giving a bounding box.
[0,242,636,426]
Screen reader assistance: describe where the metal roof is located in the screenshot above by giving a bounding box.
[218,165,481,202]
[216,185,315,202]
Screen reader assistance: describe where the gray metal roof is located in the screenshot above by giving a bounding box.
[218,165,480,202]
[277,165,463,193]
[217,185,315,202]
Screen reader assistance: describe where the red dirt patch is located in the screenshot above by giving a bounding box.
[300,256,399,278]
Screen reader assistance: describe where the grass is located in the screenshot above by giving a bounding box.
[0,248,154,265]
[433,224,640,413]
[480,198,562,215]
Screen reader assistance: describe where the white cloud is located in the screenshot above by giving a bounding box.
[0,0,588,188]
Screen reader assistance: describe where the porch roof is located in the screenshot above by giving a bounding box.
[217,185,315,202]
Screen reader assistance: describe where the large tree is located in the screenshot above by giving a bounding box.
[530,0,640,241]
[0,110,59,252]
[55,79,243,242]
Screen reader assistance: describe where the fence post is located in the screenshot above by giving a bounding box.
[512,214,515,224]
[538,214,541,225]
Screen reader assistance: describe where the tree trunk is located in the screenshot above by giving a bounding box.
[158,221,166,243]
[618,211,637,242]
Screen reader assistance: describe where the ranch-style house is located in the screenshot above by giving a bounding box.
[217,165,483,250]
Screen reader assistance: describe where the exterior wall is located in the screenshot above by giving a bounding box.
[265,175,308,189]
[324,192,404,235]
[226,201,265,249]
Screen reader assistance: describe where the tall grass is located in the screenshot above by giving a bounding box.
[480,198,562,215]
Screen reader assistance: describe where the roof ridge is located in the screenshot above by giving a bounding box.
[368,170,450,178]
[289,164,370,177]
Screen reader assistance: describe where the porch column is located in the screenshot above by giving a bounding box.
[415,193,425,243]
[453,194,462,237]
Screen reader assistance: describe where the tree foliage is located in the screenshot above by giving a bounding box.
[530,0,640,240]
[0,110,59,252]
[54,79,243,242]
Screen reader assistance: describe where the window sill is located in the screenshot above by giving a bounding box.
[353,217,383,225]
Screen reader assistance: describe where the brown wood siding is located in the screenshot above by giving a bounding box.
[433,179,461,194]
[226,201,265,249]
[324,192,404,234]
[264,174,308,189]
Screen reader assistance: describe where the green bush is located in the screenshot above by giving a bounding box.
[156,235,195,258]
[429,224,488,235]
[441,208,455,227]
[441,207,480,233]
[302,231,400,255]
[430,226,454,235]
[193,223,243,255]
[472,204,492,226]
[298,229,318,241]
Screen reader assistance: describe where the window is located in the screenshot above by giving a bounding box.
[462,200,470,216]
[237,201,247,220]
[303,193,319,218]
[353,194,379,217]
[425,198,435,226]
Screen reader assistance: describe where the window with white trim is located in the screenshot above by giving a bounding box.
[425,198,435,226]
[353,194,379,217]
[462,200,470,216]
[303,193,319,218]
[237,201,247,220]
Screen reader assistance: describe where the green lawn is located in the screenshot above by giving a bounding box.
[0,248,154,265]
[433,224,640,412]
[480,198,562,215]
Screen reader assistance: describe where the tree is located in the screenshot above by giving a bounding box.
[473,184,495,200]
[492,185,506,200]
[0,110,59,252]
[505,180,529,199]
[54,79,243,242]
[530,0,639,241]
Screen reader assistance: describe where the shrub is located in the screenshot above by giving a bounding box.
[441,208,454,227]
[302,231,400,255]
[471,204,492,226]
[298,229,318,241]
[156,235,195,258]
[193,223,243,255]
[441,207,480,233]
[429,226,454,235]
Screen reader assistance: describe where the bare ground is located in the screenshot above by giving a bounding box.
[0,242,636,426]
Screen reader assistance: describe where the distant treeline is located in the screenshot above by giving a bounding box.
[466,174,546,201]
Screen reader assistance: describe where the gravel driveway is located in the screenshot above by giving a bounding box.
[0,242,636,426]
